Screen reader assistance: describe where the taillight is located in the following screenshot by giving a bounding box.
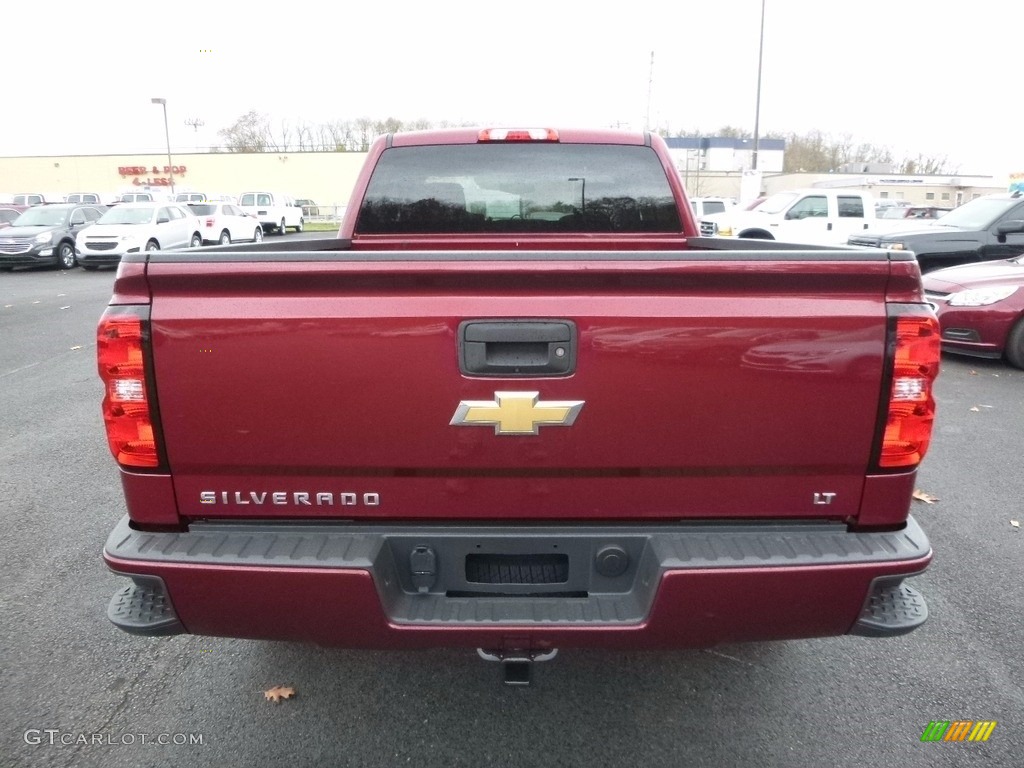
[477,128,559,142]
[875,309,941,469]
[97,307,162,469]
[205,217,215,227]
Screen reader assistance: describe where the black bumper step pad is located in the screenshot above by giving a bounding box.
[850,581,928,637]
[107,575,184,636]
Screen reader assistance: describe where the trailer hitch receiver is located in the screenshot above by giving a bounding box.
[477,648,559,686]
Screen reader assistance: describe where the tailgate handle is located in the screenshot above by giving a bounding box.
[459,320,576,377]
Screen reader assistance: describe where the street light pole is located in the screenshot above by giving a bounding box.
[151,98,175,194]
[752,0,766,171]
[568,177,586,215]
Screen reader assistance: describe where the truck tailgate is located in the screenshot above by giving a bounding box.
[146,256,890,522]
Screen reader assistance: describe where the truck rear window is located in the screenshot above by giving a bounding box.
[356,144,682,235]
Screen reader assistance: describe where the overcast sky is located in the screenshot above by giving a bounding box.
[1,0,1018,177]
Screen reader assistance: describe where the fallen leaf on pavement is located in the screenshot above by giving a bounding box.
[1011,520,1020,529]
[912,489,939,504]
[969,370,978,375]
[263,686,296,704]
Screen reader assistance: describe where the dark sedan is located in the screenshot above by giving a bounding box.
[0,204,105,270]
[923,254,1024,369]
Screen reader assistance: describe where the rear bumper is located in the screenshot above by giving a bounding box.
[104,515,932,650]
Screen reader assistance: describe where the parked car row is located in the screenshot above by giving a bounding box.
[1,190,316,223]
[0,200,267,271]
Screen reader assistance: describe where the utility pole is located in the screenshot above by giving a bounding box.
[752,0,766,171]
[695,137,702,194]
[645,51,655,132]
[184,117,205,153]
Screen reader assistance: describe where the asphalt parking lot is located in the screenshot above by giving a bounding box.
[2,263,1022,768]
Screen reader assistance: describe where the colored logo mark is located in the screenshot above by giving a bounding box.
[920,720,997,742]
[450,391,584,435]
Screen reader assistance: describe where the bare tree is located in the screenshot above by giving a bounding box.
[681,172,709,197]
[373,117,404,136]
[354,118,376,152]
[852,142,894,166]
[324,120,352,151]
[318,124,333,152]
[295,121,314,151]
[217,110,273,153]
[899,153,955,175]
[270,119,293,152]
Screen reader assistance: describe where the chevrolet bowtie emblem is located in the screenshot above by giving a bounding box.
[450,391,585,435]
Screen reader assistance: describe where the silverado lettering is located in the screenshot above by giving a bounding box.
[199,491,381,506]
[99,127,940,684]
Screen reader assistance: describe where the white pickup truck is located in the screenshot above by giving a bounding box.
[700,188,877,245]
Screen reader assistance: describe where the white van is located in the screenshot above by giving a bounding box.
[238,192,303,234]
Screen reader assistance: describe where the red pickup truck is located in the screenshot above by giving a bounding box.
[100,128,939,684]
